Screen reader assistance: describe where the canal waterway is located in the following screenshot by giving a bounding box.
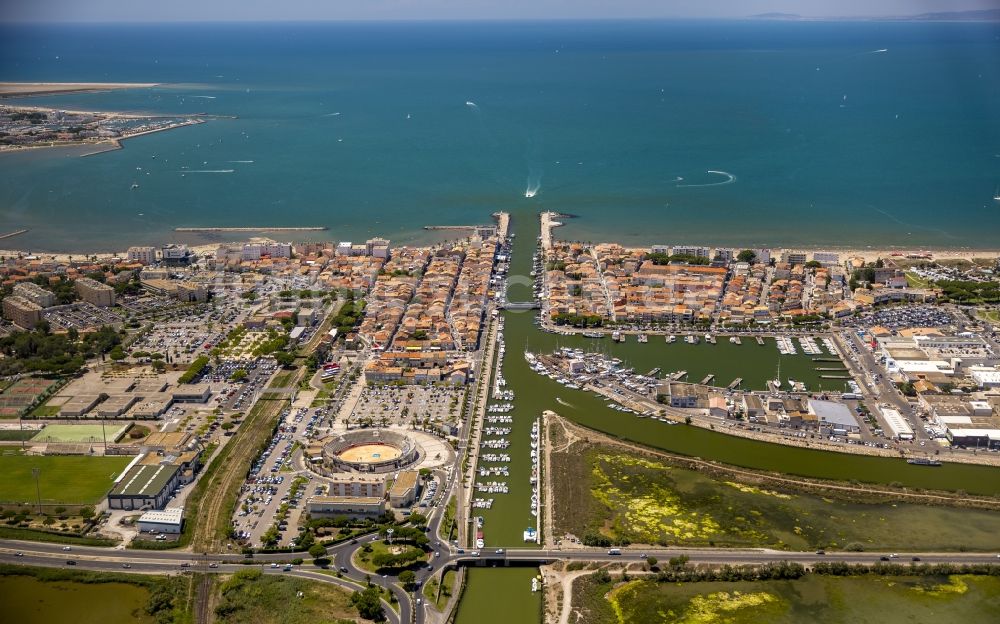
[454,567,542,624]
[455,209,1000,624]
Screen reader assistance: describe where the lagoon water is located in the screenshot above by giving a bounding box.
[2,20,1000,251]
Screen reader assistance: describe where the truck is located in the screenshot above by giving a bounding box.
[608,548,622,556]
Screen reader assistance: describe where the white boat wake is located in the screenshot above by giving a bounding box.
[555,397,575,408]
[228,160,254,163]
[465,101,478,109]
[181,169,235,173]
[189,95,217,99]
[676,170,736,188]
[321,112,341,117]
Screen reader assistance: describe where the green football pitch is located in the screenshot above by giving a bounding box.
[0,453,131,505]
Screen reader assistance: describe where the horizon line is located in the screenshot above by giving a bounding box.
[3,15,999,26]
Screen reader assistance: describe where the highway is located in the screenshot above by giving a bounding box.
[4,535,999,624]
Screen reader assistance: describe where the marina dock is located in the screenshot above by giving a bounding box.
[727,377,743,389]
[700,374,715,385]
[670,370,688,381]
[756,336,765,346]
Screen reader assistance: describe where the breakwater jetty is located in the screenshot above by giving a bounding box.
[0,229,28,240]
[174,226,328,232]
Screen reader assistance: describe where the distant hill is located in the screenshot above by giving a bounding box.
[748,8,1000,22]
[906,9,1000,21]
[750,13,802,20]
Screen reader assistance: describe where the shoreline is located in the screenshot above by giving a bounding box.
[1,240,999,262]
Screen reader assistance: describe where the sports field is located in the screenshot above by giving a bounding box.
[0,453,131,505]
[29,424,127,444]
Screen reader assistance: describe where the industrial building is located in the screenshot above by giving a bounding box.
[137,508,184,534]
[880,408,914,440]
[807,399,861,435]
[107,463,182,510]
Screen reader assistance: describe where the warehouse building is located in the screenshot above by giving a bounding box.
[137,508,184,534]
[107,463,181,510]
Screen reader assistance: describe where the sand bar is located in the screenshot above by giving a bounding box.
[0,82,159,98]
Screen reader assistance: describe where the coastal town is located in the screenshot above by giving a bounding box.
[1,208,999,624]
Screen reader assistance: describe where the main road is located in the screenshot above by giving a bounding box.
[4,536,999,624]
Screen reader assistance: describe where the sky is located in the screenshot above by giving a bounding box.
[1,0,997,22]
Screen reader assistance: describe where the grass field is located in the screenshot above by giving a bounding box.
[573,573,1000,624]
[214,569,357,624]
[30,424,127,444]
[551,437,1000,552]
[976,308,1000,325]
[0,453,131,505]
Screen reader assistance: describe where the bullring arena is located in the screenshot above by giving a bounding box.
[321,429,420,474]
[338,443,403,465]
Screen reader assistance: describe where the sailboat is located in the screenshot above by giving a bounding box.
[993,186,1000,202]
[772,360,782,389]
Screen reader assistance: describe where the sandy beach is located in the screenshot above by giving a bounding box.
[0,82,160,98]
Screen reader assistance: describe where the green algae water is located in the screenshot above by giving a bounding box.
[591,574,1000,624]
[454,567,541,624]
[2,575,153,624]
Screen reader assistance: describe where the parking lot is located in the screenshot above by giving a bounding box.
[349,385,464,429]
[205,357,279,412]
[129,322,227,364]
[231,406,325,549]
[43,302,123,331]
[840,305,955,330]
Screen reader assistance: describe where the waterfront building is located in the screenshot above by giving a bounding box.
[127,246,157,265]
[161,244,193,266]
[366,237,391,258]
[812,251,840,265]
[2,295,43,329]
[781,250,808,265]
[807,399,861,435]
[74,276,116,307]
[241,242,291,261]
[671,245,710,259]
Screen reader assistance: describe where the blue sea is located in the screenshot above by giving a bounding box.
[1,20,999,252]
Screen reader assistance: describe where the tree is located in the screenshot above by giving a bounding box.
[274,351,296,367]
[109,346,126,361]
[308,543,328,559]
[351,586,386,622]
[737,249,757,264]
[398,569,416,590]
[646,556,658,568]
